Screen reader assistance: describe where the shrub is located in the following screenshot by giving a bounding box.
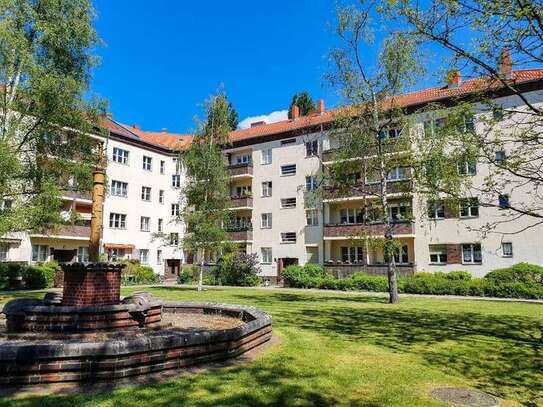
[283,264,328,288]
[121,260,158,285]
[485,263,543,284]
[177,269,193,284]
[27,261,62,289]
[0,263,29,290]
[215,252,261,286]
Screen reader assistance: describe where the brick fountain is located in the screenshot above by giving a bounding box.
[0,156,272,387]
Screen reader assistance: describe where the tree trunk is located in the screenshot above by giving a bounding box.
[197,258,204,292]
[386,242,399,304]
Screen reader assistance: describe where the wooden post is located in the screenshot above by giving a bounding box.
[89,148,106,262]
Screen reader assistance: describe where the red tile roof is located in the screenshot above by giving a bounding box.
[102,69,543,150]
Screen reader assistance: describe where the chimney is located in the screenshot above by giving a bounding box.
[291,104,300,120]
[499,48,513,79]
[250,121,266,128]
[317,99,325,115]
[446,70,461,88]
[132,124,140,130]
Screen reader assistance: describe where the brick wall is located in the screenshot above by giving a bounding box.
[62,266,121,307]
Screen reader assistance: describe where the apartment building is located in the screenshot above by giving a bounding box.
[2,66,543,283]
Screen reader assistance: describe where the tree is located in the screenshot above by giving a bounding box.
[180,91,233,291]
[388,0,543,234]
[204,92,239,132]
[288,91,316,118]
[326,2,422,303]
[0,0,103,237]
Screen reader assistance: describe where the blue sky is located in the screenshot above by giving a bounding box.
[91,0,342,133]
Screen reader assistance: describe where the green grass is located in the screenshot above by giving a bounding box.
[1,286,542,406]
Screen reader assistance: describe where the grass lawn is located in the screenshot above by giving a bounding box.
[0,287,541,406]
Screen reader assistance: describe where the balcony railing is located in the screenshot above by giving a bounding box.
[30,225,91,240]
[226,224,253,242]
[324,220,414,237]
[227,195,253,209]
[228,162,253,178]
[322,143,410,163]
[324,263,416,278]
[323,180,412,200]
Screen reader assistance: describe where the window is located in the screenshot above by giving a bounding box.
[261,213,272,229]
[281,138,296,145]
[173,157,182,174]
[389,203,410,221]
[111,180,128,197]
[261,149,272,165]
[160,160,165,174]
[460,198,479,217]
[262,181,272,197]
[458,160,477,176]
[393,245,409,264]
[341,246,364,263]
[306,209,319,226]
[502,242,513,257]
[305,176,317,192]
[158,218,163,232]
[171,203,180,216]
[32,245,48,262]
[0,244,8,261]
[424,117,446,136]
[170,233,179,246]
[281,232,297,244]
[429,245,447,264]
[157,249,163,264]
[139,249,149,265]
[380,128,402,139]
[235,185,251,197]
[340,208,363,224]
[387,166,408,181]
[495,150,506,163]
[281,164,296,176]
[159,190,164,204]
[498,194,510,209]
[107,248,126,261]
[1,200,13,211]
[261,247,272,264]
[427,200,445,219]
[143,156,152,171]
[109,213,127,229]
[306,247,319,264]
[235,154,252,165]
[140,216,150,232]
[462,243,482,264]
[112,147,129,165]
[305,140,319,157]
[74,246,88,263]
[141,186,151,201]
[281,198,296,208]
[172,174,181,188]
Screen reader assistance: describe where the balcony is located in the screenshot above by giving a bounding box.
[61,191,92,202]
[227,196,253,210]
[228,163,253,179]
[323,180,412,201]
[322,143,410,164]
[324,220,414,238]
[29,225,91,241]
[324,263,416,278]
[226,224,253,242]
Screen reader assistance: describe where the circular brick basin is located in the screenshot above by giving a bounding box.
[0,301,272,386]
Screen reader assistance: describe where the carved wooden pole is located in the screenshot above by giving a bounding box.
[89,145,106,262]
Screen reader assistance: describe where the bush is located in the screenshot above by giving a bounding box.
[177,269,193,284]
[121,260,158,285]
[0,263,29,290]
[25,261,61,289]
[485,263,543,284]
[283,264,328,288]
[215,252,261,286]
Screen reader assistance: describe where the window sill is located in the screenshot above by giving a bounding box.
[280,207,296,209]
[461,262,482,265]
[280,174,296,177]
[280,241,296,244]
[429,262,447,266]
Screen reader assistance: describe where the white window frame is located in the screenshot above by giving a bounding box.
[387,166,408,181]
[157,249,163,264]
[158,218,163,232]
[261,247,272,264]
[340,208,363,224]
[261,149,272,165]
[427,200,445,219]
[502,242,513,257]
[172,174,181,188]
[171,203,180,216]
[306,209,319,226]
[281,198,297,209]
[170,233,179,246]
[159,190,164,204]
[160,160,165,174]
[32,245,48,262]
[429,245,447,264]
[141,186,151,202]
[388,203,410,221]
[280,164,296,176]
[460,198,479,218]
[77,247,89,263]
[458,160,477,176]
[111,180,128,197]
[393,245,409,264]
[0,244,9,261]
[261,181,272,197]
[235,154,252,165]
[139,249,149,265]
[340,246,364,263]
[112,147,129,165]
[261,213,272,229]
[142,155,153,171]
[140,216,150,232]
[109,213,127,229]
[305,140,319,157]
[281,232,297,244]
[305,175,317,192]
[462,243,482,264]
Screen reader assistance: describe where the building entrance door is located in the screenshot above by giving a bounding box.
[278,257,298,285]
[165,259,181,279]
[52,249,76,264]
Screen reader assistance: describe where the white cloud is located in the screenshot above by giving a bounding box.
[238,110,288,129]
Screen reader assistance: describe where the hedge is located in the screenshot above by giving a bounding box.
[0,262,62,290]
[283,264,543,299]
[120,260,159,285]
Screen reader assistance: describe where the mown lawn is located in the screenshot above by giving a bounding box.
[0,287,541,406]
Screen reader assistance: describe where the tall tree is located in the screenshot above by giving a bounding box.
[288,91,316,119]
[204,92,239,131]
[0,0,103,237]
[326,2,422,303]
[388,0,543,234]
[180,91,233,291]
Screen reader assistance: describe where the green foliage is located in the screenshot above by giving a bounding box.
[0,0,104,236]
[0,261,60,289]
[214,252,261,286]
[177,269,194,284]
[288,91,315,118]
[120,260,158,285]
[485,263,543,284]
[204,92,238,132]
